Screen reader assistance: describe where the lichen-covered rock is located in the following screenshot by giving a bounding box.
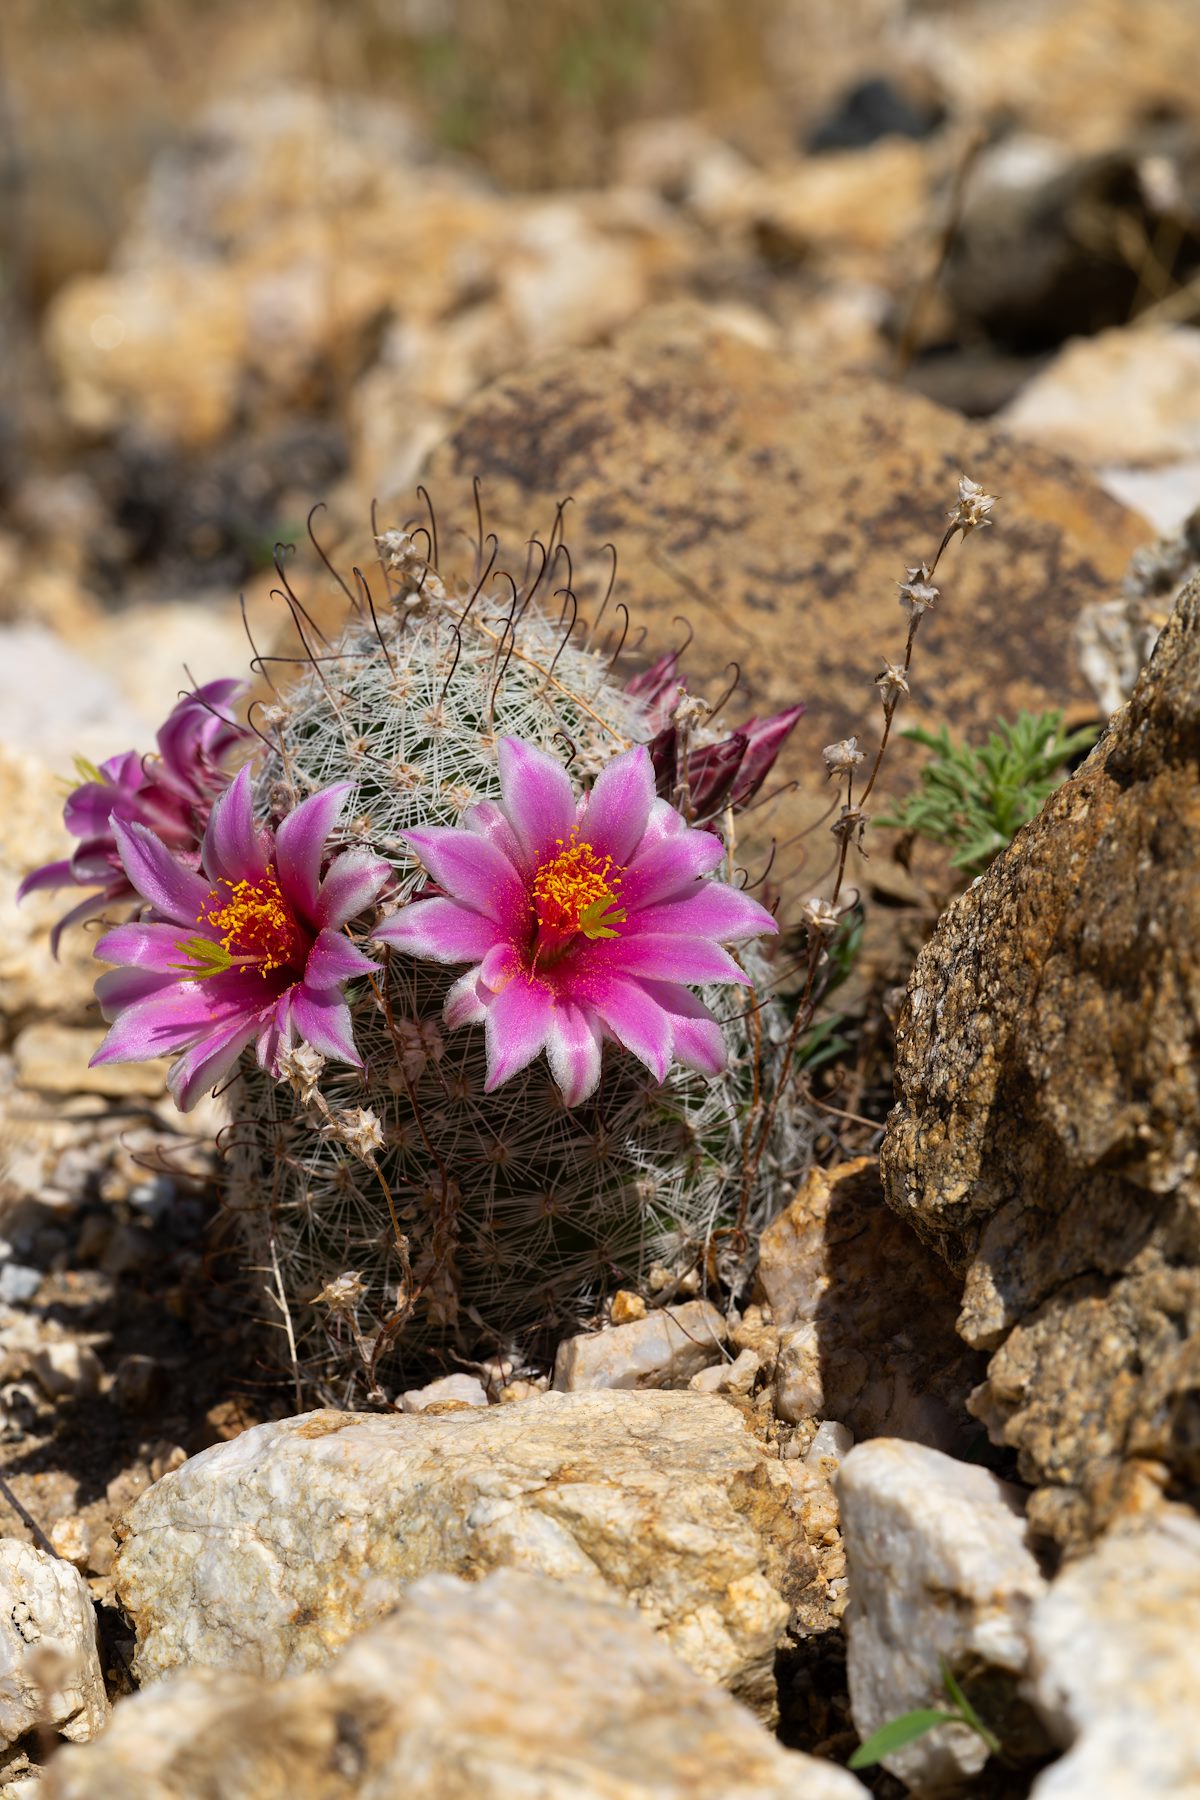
[422,303,1146,863]
[882,573,1200,1548]
[0,1539,107,1749]
[837,1441,1047,1796]
[114,1390,815,1718]
[43,1571,864,1800]
[757,1159,984,1450]
[1027,1511,1200,1799]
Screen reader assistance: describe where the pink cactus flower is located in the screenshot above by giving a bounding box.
[89,768,391,1111]
[374,737,778,1106]
[18,680,254,953]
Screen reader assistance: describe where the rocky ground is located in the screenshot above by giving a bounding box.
[3,1,1200,1794]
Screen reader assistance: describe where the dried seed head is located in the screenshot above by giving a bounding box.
[334,1106,386,1162]
[315,1270,368,1313]
[822,736,865,778]
[948,475,996,537]
[800,895,841,935]
[278,1041,327,1106]
[875,659,910,702]
[830,804,869,851]
[898,564,939,618]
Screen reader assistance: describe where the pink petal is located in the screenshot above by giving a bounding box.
[63,781,126,841]
[544,1001,603,1106]
[497,738,577,871]
[462,799,524,870]
[402,828,528,932]
[91,978,251,1063]
[303,928,380,986]
[290,984,363,1066]
[620,828,725,911]
[580,745,656,865]
[94,967,172,1018]
[594,933,749,987]
[585,975,672,1082]
[641,980,727,1076]
[444,966,489,1028]
[632,882,778,945]
[168,1016,261,1112]
[201,768,269,886]
[275,782,353,921]
[730,704,804,807]
[479,941,520,990]
[314,849,392,930]
[374,898,505,964]
[95,920,208,973]
[255,990,294,1075]
[112,819,212,927]
[483,976,554,1090]
[17,859,75,901]
[50,888,132,959]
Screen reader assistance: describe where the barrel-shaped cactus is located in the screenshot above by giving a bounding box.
[220,523,808,1396]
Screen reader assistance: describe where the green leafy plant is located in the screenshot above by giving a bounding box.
[848,1659,1001,1772]
[878,710,1099,877]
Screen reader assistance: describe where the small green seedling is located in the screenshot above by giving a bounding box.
[879,709,1099,877]
[847,1658,1001,1772]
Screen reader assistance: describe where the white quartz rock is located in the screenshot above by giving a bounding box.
[553,1299,727,1390]
[689,1346,760,1395]
[1028,1510,1200,1799]
[399,1372,489,1411]
[0,1539,108,1748]
[837,1439,1045,1794]
[114,1389,810,1716]
[42,1570,866,1800]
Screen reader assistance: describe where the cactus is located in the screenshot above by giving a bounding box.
[219,517,810,1399]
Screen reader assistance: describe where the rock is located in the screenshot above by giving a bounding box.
[46,1520,90,1575]
[881,573,1200,1548]
[399,1373,489,1412]
[900,0,1200,154]
[837,1440,1047,1794]
[13,1025,167,1101]
[1074,504,1200,713]
[0,1539,107,1749]
[421,304,1146,868]
[0,626,153,769]
[1027,1511,1200,1799]
[41,1570,864,1800]
[807,74,944,154]
[28,1342,102,1403]
[553,1300,727,1392]
[805,1421,854,1477]
[738,139,932,266]
[114,1390,814,1717]
[45,88,692,468]
[1000,327,1200,467]
[758,1160,984,1449]
[0,1271,40,1309]
[610,1288,647,1323]
[111,1355,168,1415]
[690,1346,760,1395]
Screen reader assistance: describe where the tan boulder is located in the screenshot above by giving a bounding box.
[881,572,1200,1548]
[420,304,1146,873]
[758,1159,984,1451]
[42,1570,864,1800]
[114,1390,818,1718]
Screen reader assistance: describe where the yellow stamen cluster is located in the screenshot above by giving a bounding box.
[186,869,300,978]
[532,832,627,940]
